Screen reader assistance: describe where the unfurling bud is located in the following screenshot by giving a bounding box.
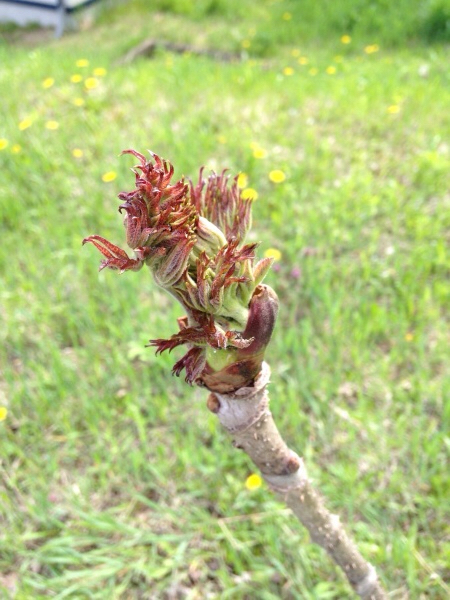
[199,285,279,393]
[193,216,227,259]
[84,149,277,389]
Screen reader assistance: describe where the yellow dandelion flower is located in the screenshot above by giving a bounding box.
[93,67,107,77]
[237,172,248,188]
[264,248,282,261]
[291,48,301,57]
[84,77,99,90]
[245,473,262,490]
[45,120,59,130]
[283,66,294,76]
[253,148,267,159]
[102,171,117,183]
[309,67,318,76]
[70,74,83,83]
[282,12,292,20]
[217,135,227,144]
[326,66,336,75]
[42,77,55,89]
[11,144,22,153]
[298,56,308,65]
[405,332,414,342]
[0,138,8,150]
[76,58,89,67]
[365,44,379,54]
[241,188,258,201]
[269,169,286,183]
[387,105,400,114]
[72,148,84,158]
[73,97,85,107]
[341,35,351,44]
[241,39,251,49]
[19,117,33,131]
[0,407,7,422]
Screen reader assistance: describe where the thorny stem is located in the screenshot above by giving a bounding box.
[207,363,388,600]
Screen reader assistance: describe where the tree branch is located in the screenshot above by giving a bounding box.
[206,362,387,600]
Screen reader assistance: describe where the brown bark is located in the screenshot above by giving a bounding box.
[206,362,388,600]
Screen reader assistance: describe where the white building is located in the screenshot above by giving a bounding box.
[0,0,100,36]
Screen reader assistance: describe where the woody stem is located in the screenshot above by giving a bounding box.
[206,362,388,600]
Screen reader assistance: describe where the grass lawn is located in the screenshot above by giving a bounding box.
[0,1,449,598]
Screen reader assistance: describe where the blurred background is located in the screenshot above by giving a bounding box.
[0,1,449,598]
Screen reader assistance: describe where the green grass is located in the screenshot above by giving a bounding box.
[0,1,449,598]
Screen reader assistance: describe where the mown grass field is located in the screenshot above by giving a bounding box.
[0,0,449,598]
